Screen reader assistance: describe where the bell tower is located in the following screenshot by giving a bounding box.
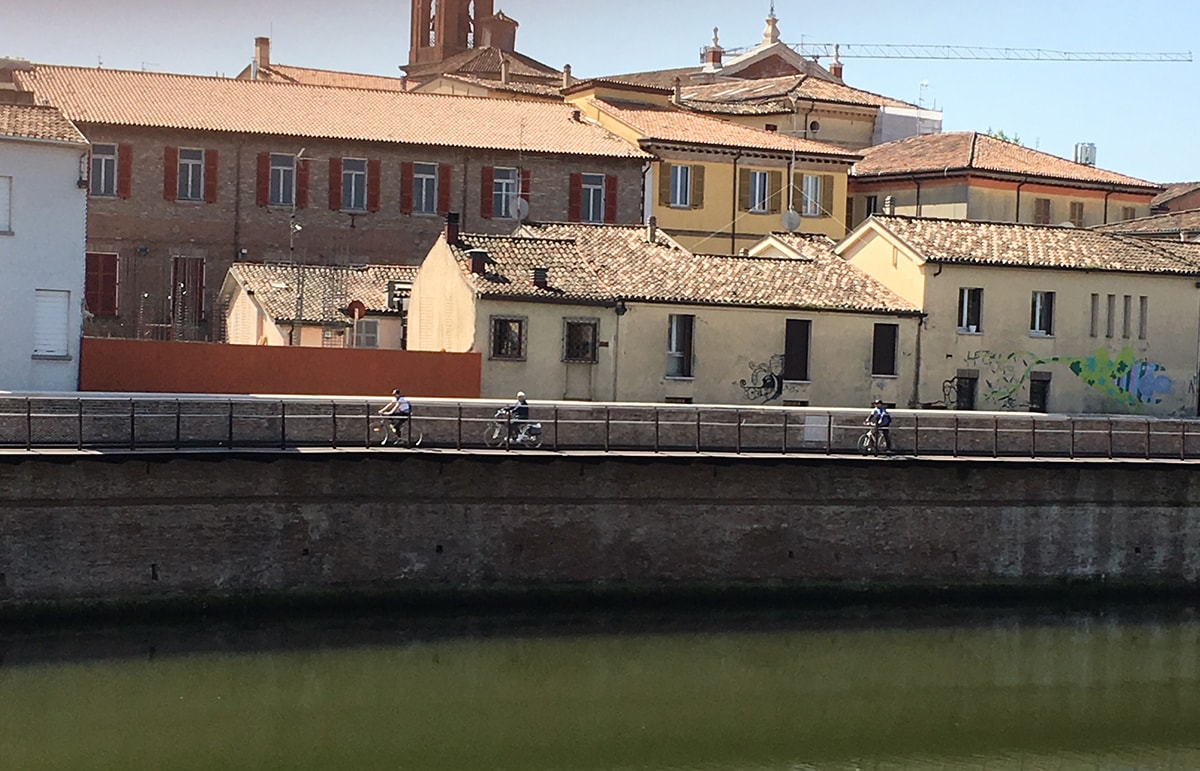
[409,0,495,67]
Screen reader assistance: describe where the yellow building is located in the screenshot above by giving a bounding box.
[837,215,1200,415]
[218,263,416,348]
[848,133,1163,230]
[408,218,921,405]
[563,80,861,254]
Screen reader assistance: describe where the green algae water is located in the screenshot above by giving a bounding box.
[2,607,1199,770]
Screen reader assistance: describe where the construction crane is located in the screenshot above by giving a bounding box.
[789,42,1192,63]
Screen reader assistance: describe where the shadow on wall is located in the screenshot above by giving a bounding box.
[78,338,481,397]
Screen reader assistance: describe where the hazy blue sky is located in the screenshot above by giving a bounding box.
[6,0,1196,182]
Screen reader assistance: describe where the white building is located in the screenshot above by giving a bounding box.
[0,98,89,392]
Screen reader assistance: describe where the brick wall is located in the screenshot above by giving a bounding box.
[81,125,645,340]
[1,453,1198,610]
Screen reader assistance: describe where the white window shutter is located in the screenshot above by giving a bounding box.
[33,289,70,357]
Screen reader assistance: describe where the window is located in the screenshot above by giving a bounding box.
[1089,293,1099,337]
[1033,198,1051,225]
[782,318,811,381]
[414,162,438,214]
[1106,294,1116,338]
[354,318,378,349]
[800,174,821,216]
[85,253,119,317]
[178,148,204,200]
[0,175,10,233]
[492,166,519,219]
[91,144,117,196]
[1139,296,1148,340]
[32,289,70,358]
[865,195,878,217]
[1069,201,1085,227]
[871,324,899,376]
[1029,373,1051,413]
[956,373,978,411]
[563,319,599,363]
[1030,291,1055,336]
[665,396,693,404]
[958,287,983,333]
[490,316,526,360]
[1121,295,1132,338]
[1122,206,1137,221]
[269,153,295,206]
[581,173,605,223]
[666,314,694,378]
[748,170,769,213]
[342,158,367,211]
[669,164,691,208]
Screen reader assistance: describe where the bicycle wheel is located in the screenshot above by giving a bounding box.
[856,432,874,455]
[525,433,543,449]
[483,423,506,448]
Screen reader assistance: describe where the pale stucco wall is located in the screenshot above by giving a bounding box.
[408,239,477,354]
[0,137,87,392]
[717,108,877,151]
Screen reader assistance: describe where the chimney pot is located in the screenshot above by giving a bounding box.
[647,215,658,243]
[562,64,573,89]
[532,266,548,288]
[672,76,682,104]
[444,212,461,245]
[883,196,896,215]
[467,248,488,274]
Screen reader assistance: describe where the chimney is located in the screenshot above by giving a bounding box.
[883,196,896,215]
[0,58,35,105]
[702,27,724,70]
[254,37,270,76]
[499,55,510,85]
[562,64,573,89]
[829,45,844,80]
[646,215,658,243]
[672,76,682,105]
[467,248,488,274]
[444,212,461,245]
[532,266,548,288]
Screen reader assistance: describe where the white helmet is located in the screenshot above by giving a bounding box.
[516,391,526,399]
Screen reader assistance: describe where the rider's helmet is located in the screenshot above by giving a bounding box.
[392,389,401,396]
[873,398,884,405]
[517,391,526,400]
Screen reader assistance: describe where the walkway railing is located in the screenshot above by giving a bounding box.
[1,395,1198,459]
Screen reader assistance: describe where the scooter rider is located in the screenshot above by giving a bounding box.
[508,391,530,440]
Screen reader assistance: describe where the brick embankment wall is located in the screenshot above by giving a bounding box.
[1,452,1198,615]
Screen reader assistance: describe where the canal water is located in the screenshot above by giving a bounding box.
[1,605,1198,770]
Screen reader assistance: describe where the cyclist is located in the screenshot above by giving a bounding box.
[378,389,412,445]
[507,390,530,441]
[865,398,892,453]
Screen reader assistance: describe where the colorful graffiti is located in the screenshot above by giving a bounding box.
[965,346,1173,409]
[738,354,786,402]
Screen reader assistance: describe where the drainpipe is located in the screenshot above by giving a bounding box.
[1103,188,1113,224]
[731,151,743,253]
[801,99,816,139]
[911,175,922,217]
[1015,175,1028,222]
[911,314,925,408]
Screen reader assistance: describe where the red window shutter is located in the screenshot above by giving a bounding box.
[520,168,531,202]
[329,157,342,210]
[84,253,100,314]
[85,253,118,316]
[203,149,218,203]
[399,161,414,214]
[296,158,310,209]
[437,163,452,215]
[604,174,618,223]
[255,152,270,207]
[480,166,494,219]
[366,158,382,212]
[163,146,178,201]
[568,173,582,222]
[116,143,133,199]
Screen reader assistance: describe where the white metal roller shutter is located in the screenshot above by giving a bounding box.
[32,289,70,357]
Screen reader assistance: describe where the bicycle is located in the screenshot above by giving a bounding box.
[372,416,422,447]
[482,408,543,449]
[857,422,891,455]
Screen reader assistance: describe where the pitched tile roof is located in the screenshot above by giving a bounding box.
[15,65,648,159]
[253,64,406,91]
[681,74,917,115]
[853,132,1160,190]
[448,222,916,313]
[1094,209,1200,236]
[432,73,563,98]
[228,263,418,324]
[865,215,1200,275]
[0,103,86,144]
[1152,182,1200,207]
[586,97,860,159]
[404,47,560,81]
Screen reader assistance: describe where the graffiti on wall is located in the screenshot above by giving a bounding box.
[965,346,1173,409]
[738,354,786,402]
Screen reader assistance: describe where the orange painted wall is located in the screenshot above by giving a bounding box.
[79,338,481,397]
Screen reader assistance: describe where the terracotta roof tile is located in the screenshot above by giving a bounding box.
[435,73,563,98]
[853,132,1160,190]
[256,64,406,91]
[588,98,860,159]
[449,234,605,302]
[868,215,1200,275]
[682,74,917,114]
[404,47,560,81]
[16,65,648,159]
[229,263,417,324]
[1094,209,1200,236]
[0,103,86,144]
[1152,182,1200,207]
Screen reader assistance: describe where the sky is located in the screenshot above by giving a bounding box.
[5,0,1197,183]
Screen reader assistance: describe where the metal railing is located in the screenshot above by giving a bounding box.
[1,395,1198,460]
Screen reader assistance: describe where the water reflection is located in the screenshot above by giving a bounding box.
[1,607,1198,770]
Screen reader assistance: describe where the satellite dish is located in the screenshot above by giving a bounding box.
[514,197,530,222]
[780,209,801,233]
